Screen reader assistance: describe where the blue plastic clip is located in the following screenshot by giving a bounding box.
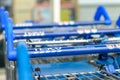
[104,64,116,74]
[96,54,119,73]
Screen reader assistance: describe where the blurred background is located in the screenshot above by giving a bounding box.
[0,0,120,23]
[0,0,120,80]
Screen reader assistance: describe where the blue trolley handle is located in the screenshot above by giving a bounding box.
[13,6,112,29]
[94,6,112,25]
[0,6,112,30]
[0,7,5,29]
[9,43,120,60]
[116,16,120,28]
[17,42,33,80]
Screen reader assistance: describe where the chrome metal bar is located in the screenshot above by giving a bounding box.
[60,74,68,79]
[78,73,93,80]
[51,74,60,80]
[24,37,120,45]
[108,37,120,41]
[42,75,49,80]
[96,72,113,80]
[88,72,104,80]
[101,71,120,80]
[68,73,80,80]
[26,38,103,45]
[34,71,120,80]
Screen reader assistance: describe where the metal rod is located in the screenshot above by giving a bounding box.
[26,38,103,45]
[51,74,59,80]
[19,37,120,45]
[68,73,80,80]
[42,75,49,80]
[96,72,113,80]
[60,74,68,79]
[101,71,120,80]
[108,37,120,41]
[88,72,104,80]
[40,72,78,78]
[78,73,93,80]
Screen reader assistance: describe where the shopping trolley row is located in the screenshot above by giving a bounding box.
[1,6,120,80]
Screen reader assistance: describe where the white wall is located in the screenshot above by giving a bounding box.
[78,0,120,5]
[77,0,120,24]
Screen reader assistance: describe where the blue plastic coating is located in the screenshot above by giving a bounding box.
[29,45,120,58]
[116,16,120,28]
[13,21,110,29]
[0,6,112,30]
[4,11,10,40]
[6,18,15,60]
[0,7,5,29]
[14,28,120,39]
[94,5,112,25]
[9,44,120,60]
[17,42,33,80]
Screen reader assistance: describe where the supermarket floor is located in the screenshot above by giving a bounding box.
[0,68,6,80]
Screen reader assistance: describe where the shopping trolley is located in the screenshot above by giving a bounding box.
[2,6,120,80]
